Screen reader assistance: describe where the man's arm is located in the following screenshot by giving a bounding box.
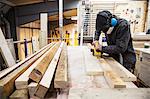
[102,24,130,54]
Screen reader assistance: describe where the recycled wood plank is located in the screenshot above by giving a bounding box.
[35,42,64,98]
[0,42,53,79]
[68,88,150,99]
[29,42,61,83]
[15,43,54,89]
[83,47,103,76]
[0,43,54,99]
[99,58,126,88]
[28,82,38,98]
[54,43,68,88]
[104,57,137,81]
[9,89,28,99]
[104,71,126,88]
[0,28,15,67]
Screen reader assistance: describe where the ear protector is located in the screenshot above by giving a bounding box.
[111,18,117,27]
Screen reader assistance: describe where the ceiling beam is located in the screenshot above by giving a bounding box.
[15,0,79,25]
[0,0,15,6]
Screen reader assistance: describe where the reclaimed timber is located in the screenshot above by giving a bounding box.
[99,58,126,88]
[35,42,64,98]
[83,47,103,76]
[0,42,53,79]
[28,82,38,98]
[104,71,126,88]
[15,43,54,89]
[104,57,137,81]
[29,42,61,83]
[9,89,28,99]
[54,43,68,88]
[0,43,54,99]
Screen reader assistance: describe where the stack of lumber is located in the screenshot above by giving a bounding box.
[0,41,68,99]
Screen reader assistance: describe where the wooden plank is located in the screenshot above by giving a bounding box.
[15,43,54,89]
[29,42,61,83]
[0,43,54,99]
[54,43,68,88]
[99,58,112,71]
[0,42,53,79]
[9,89,28,99]
[67,46,110,88]
[99,58,126,88]
[0,28,15,67]
[104,71,126,88]
[68,88,150,99]
[28,82,38,98]
[35,42,64,98]
[104,57,137,81]
[83,47,103,76]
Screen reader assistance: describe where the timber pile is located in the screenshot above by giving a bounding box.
[0,41,68,99]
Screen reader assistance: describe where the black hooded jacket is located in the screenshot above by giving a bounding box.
[94,18,136,70]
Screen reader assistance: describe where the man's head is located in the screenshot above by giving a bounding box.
[96,10,116,33]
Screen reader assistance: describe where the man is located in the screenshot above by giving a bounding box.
[93,10,136,72]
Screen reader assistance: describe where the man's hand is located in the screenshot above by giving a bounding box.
[92,41,102,52]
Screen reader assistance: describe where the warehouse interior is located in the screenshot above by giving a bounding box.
[0,0,150,99]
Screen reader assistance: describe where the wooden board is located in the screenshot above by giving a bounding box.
[0,28,15,67]
[99,58,126,88]
[0,43,53,99]
[104,57,137,81]
[68,88,150,99]
[28,82,38,98]
[35,42,64,98]
[104,71,126,88]
[0,42,53,79]
[54,43,68,88]
[67,46,137,89]
[67,46,110,89]
[29,42,61,83]
[15,43,54,89]
[83,47,103,76]
[9,89,28,99]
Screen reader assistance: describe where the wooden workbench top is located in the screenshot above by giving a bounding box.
[66,46,150,99]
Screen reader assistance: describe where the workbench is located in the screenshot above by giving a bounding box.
[65,46,150,99]
[135,48,150,86]
[1,45,150,99]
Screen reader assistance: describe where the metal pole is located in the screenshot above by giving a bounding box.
[24,39,28,58]
[59,0,63,41]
